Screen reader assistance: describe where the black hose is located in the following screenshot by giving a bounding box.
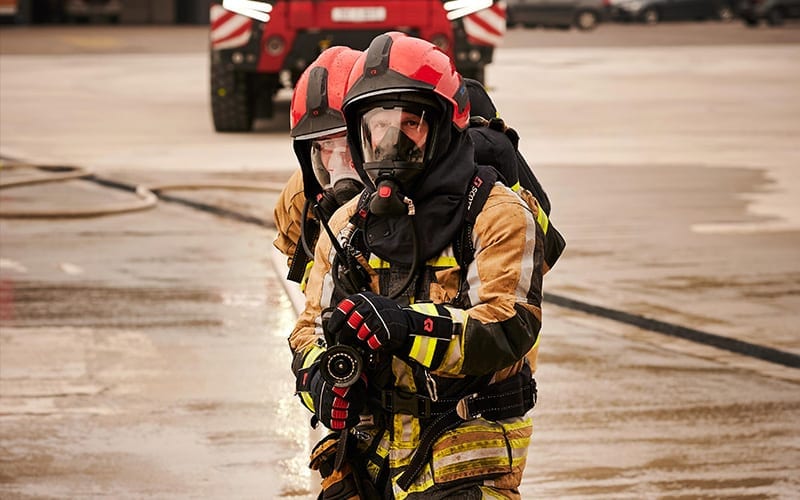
[299,198,316,260]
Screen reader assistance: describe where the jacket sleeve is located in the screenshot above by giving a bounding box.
[272,170,308,267]
[406,187,544,377]
[288,221,333,356]
[287,197,362,357]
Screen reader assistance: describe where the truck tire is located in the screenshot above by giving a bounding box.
[211,62,254,132]
[641,7,659,24]
[766,8,784,25]
[574,10,600,30]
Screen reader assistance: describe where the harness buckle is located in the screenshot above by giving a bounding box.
[456,392,480,420]
[381,390,432,418]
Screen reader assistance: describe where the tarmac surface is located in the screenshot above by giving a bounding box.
[1,23,800,499]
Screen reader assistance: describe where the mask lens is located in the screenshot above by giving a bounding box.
[361,107,429,166]
[310,135,353,189]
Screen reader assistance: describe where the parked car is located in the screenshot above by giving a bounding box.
[62,0,121,23]
[739,0,800,25]
[506,0,611,30]
[612,0,736,23]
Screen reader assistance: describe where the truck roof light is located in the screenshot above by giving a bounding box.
[444,0,493,20]
[222,0,272,22]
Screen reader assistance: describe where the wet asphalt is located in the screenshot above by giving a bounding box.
[1,23,800,499]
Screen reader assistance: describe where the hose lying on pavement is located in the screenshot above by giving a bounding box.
[0,161,284,223]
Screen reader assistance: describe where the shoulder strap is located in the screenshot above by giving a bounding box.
[286,221,318,284]
[464,165,498,226]
[451,166,497,307]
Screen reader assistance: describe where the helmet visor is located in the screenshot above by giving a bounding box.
[360,106,430,170]
[310,133,358,190]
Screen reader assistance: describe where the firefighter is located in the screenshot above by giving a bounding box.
[273,46,364,282]
[290,32,542,499]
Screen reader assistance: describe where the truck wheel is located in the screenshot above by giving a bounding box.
[211,62,253,133]
[743,15,759,26]
[574,10,599,30]
[766,8,784,25]
[641,7,659,24]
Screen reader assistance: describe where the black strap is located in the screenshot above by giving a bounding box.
[287,221,319,284]
[451,166,497,307]
[377,389,454,419]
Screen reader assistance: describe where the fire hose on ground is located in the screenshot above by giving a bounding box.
[3,160,799,372]
[0,161,284,226]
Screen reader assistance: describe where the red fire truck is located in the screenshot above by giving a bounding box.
[210,0,506,132]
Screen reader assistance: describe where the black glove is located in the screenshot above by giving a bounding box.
[327,291,453,355]
[308,366,367,431]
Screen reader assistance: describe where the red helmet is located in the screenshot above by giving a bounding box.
[290,47,364,209]
[343,32,469,131]
[290,46,362,140]
[342,32,470,188]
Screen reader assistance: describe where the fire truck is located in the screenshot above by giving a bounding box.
[210,0,506,132]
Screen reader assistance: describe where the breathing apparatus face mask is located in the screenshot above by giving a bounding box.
[310,134,363,206]
[359,106,431,188]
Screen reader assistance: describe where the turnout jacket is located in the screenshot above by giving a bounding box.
[273,169,307,268]
[289,181,544,498]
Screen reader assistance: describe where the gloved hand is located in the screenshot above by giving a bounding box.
[327,291,452,355]
[308,366,367,431]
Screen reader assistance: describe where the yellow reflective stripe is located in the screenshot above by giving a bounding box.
[426,255,457,267]
[409,335,438,367]
[479,486,509,500]
[510,181,521,192]
[368,256,456,269]
[505,417,533,467]
[536,206,549,234]
[433,437,507,460]
[365,430,391,480]
[436,306,467,374]
[502,416,532,433]
[530,328,540,351]
[300,392,314,412]
[368,257,390,269]
[302,344,325,369]
[299,260,314,292]
[407,303,447,368]
[297,344,325,412]
[408,303,439,315]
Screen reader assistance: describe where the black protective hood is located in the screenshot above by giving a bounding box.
[293,139,325,203]
[363,130,476,265]
[464,78,498,120]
